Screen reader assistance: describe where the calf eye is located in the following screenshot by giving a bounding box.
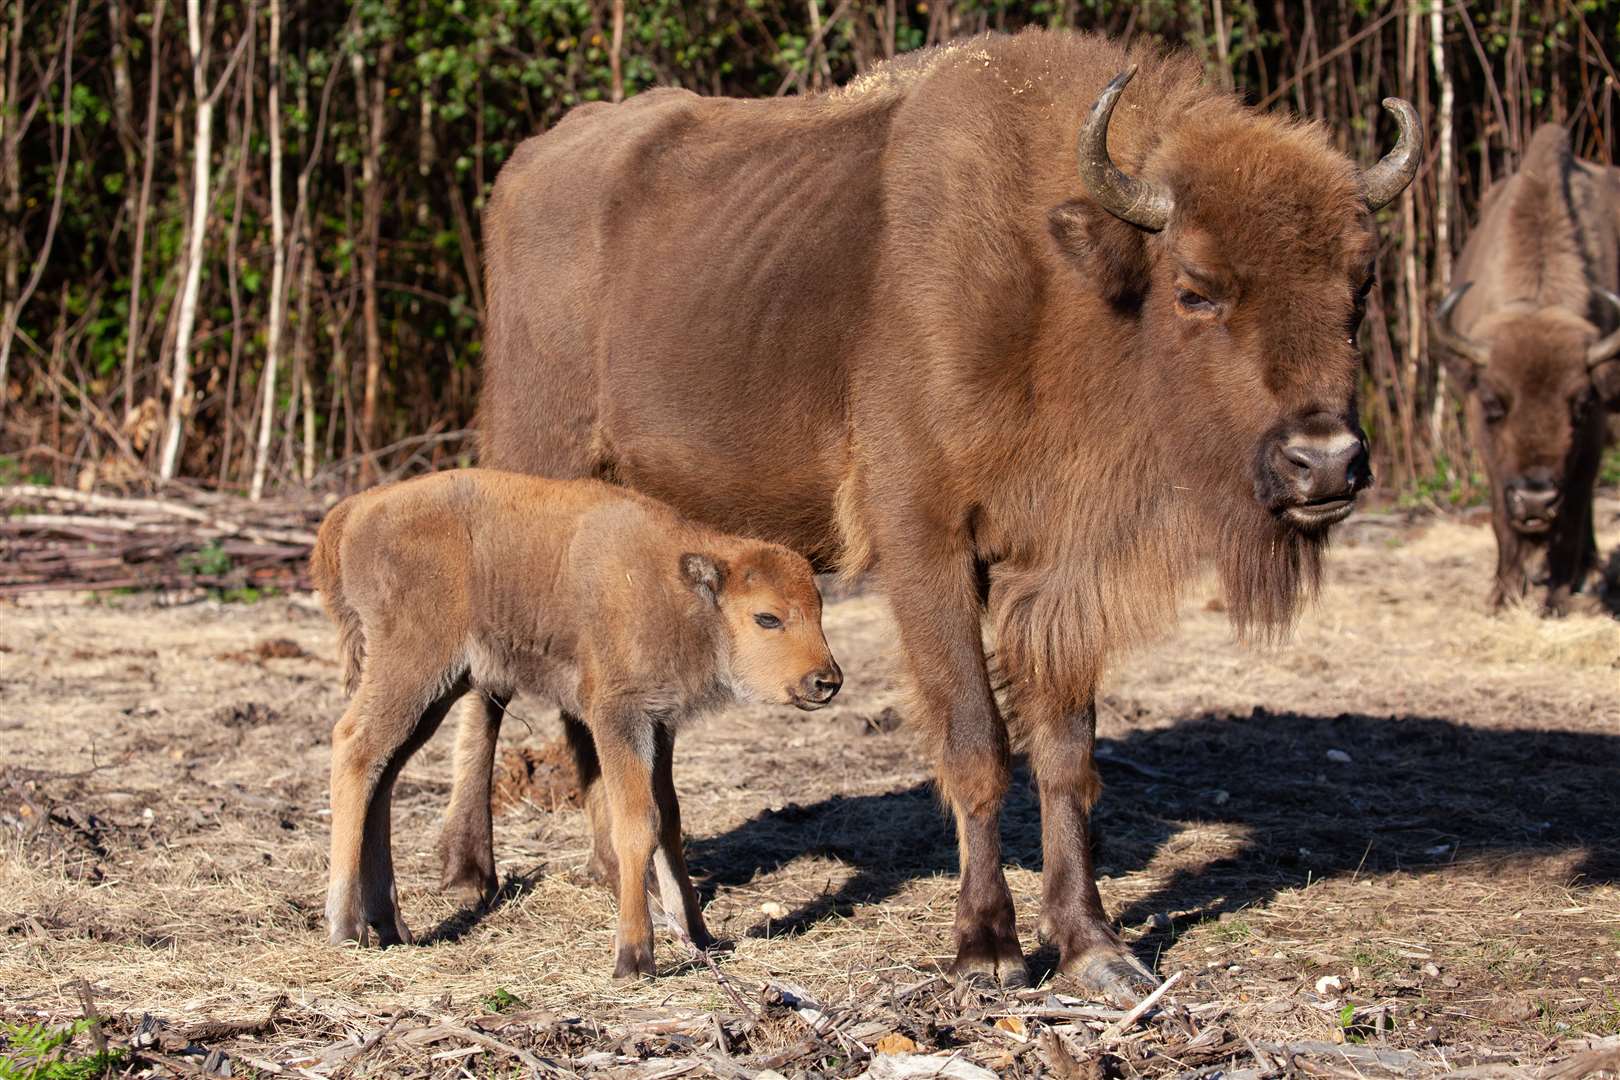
[1480,393,1507,423]
[753,613,783,630]
[1175,288,1216,314]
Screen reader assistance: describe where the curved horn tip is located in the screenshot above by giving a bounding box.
[1105,66,1138,93]
[1432,281,1490,366]
[1076,65,1172,232]
[1361,97,1424,211]
[1589,288,1620,367]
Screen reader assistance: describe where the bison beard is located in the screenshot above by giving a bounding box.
[465,29,1416,1002]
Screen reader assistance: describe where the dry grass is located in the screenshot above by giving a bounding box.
[2,498,1619,1077]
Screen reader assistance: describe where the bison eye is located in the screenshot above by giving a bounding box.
[753,613,783,630]
[1175,287,1217,314]
[1480,393,1507,424]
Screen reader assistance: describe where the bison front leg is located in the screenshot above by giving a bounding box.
[879,536,1024,988]
[1031,702,1158,1006]
[1489,516,1530,611]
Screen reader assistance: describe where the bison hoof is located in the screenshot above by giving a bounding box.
[612,942,656,983]
[949,941,1028,990]
[1061,946,1159,1007]
[440,865,499,908]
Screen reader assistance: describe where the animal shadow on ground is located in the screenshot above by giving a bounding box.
[685,708,1620,974]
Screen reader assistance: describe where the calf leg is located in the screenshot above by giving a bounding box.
[328,663,464,946]
[437,692,508,905]
[649,724,712,949]
[1032,701,1158,1006]
[562,710,620,895]
[591,708,660,981]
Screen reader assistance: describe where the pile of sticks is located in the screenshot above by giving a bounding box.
[0,485,325,597]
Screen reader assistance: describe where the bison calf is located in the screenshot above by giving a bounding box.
[310,469,841,978]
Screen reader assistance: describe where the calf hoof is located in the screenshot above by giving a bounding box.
[949,933,1028,990]
[326,891,369,946]
[1061,945,1159,1008]
[373,914,415,948]
[612,942,656,983]
[327,918,368,947]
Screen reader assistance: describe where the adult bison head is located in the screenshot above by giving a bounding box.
[1054,68,1419,534]
[1433,284,1620,535]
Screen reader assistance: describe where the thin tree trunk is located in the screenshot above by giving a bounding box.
[1428,0,1454,446]
[1397,0,1422,482]
[1210,0,1234,93]
[159,0,251,479]
[609,0,624,103]
[218,15,255,489]
[0,0,23,375]
[351,36,393,487]
[107,0,137,255]
[159,0,217,480]
[0,0,78,439]
[251,0,286,501]
[122,0,167,422]
[296,205,316,484]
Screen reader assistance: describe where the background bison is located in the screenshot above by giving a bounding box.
[1432,124,1620,614]
[469,29,1419,1004]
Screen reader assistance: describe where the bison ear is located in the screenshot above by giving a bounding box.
[1436,349,1482,395]
[1048,199,1151,310]
[679,553,725,606]
[1592,360,1620,409]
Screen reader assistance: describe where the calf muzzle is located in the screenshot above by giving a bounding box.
[793,662,843,709]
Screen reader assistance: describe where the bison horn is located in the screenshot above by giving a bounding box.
[1361,98,1423,211]
[1589,288,1620,368]
[1076,67,1173,232]
[1431,283,1490,367]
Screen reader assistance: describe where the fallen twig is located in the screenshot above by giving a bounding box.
[1098,970,1183,1042]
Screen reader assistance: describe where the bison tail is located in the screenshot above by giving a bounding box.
[310,498,366,696]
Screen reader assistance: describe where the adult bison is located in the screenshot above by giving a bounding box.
[450,30,1420,1003]
[1432,124,1620,614]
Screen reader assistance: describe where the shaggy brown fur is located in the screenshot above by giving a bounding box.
[468,28,1416,1002]
[310,470,839,979]
[1435,125,1620,614]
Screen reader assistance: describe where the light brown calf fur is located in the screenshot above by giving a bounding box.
[310,469,840,979]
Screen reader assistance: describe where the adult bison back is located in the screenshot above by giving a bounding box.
[471,29,1418,1004]
[478,84,893,569]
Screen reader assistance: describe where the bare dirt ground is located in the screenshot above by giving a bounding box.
[3,498,1619,1078]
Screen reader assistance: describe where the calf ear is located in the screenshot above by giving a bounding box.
[679,553,725,605]
[1593,360,1620,409]
[1048,200,1151,310]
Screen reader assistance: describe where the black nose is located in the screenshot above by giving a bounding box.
[802,663,842,704]
[1277,432,1370,502]
[1506,476,1559,524]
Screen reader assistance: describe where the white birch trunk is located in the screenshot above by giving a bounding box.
[159,0,214,480]
[250,0,286,500]
[1428,0,1455,445]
